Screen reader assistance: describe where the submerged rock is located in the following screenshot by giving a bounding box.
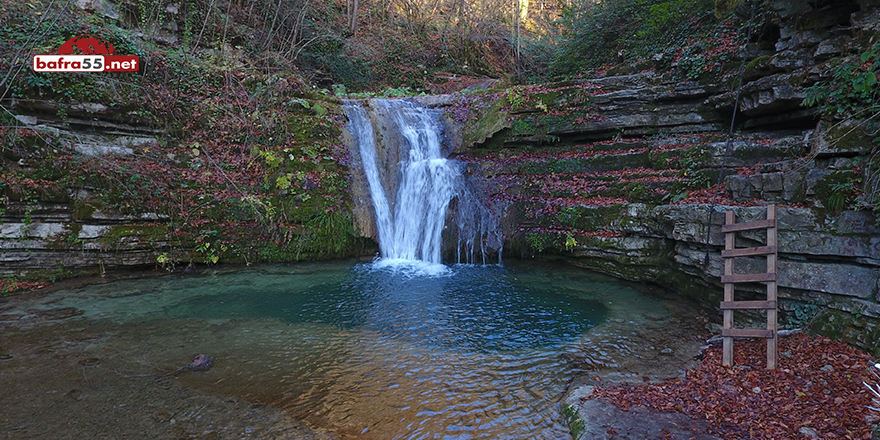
[186,354,213,371]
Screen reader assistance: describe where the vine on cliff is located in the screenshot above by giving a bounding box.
[803,43,880,220]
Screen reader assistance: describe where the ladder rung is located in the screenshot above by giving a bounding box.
[722,246,777,258]
[722,328,775,338]
[721,219,776,233]
[721,273,777,283]
[720,300,777,310]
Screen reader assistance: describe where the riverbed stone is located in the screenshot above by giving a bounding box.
[35,307,84,320]
[572,398,722,440]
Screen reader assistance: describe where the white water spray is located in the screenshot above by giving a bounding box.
[345,99,502,265]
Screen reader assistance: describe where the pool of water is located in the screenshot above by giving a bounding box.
[0,259,706,439]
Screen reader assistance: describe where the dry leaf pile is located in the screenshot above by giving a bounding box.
[590,334,879,439]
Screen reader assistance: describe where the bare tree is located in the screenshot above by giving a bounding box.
[347,0,360,33]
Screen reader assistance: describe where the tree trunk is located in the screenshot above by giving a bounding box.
[350,0,359,33]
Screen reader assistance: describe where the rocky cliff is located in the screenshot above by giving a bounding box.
[427,0,880,354]
[2,21,373,284]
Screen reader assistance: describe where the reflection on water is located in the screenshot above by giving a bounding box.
[4,259,694,439]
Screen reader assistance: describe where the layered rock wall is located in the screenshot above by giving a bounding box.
[1,99,171,278]
[437,0,880,354]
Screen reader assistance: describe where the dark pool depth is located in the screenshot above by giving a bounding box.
[3,259,691,439]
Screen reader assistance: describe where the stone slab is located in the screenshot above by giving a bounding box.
[570,397,722,440]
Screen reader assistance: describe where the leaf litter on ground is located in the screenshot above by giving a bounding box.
[589,333,878,439]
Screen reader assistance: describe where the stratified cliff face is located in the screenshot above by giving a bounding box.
[1,85,378,280]
[2,53,372,282]
[432,0,880,354]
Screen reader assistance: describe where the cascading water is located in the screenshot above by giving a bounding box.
[345,99,502,265]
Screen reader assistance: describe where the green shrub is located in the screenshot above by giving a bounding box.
[549,0,715,76]
[803,43,880,117]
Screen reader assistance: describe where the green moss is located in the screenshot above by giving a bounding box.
[814,170,858,215]
[810,309,880,357]
[516,152,653,175]
[622,182,648,201]
[510,117,541,137]
[554,205,627,231]
[825,121,874,154]
[744,55,772,80]
[562,404,586,438]
[72,200,97,220]
[44,223,85,251]
[100,224,174,250]
[649,150,678,169]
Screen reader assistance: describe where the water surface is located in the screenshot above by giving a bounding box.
[0,259,703,439]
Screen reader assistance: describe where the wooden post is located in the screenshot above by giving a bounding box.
[766,205,778,370]
[722,210,735,367]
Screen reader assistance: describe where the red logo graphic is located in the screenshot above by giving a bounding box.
[33,34,139,73]
[57,35,115,55]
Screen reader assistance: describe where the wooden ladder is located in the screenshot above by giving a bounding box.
[720,204,778,370]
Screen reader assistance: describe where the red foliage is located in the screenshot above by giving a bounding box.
[0,279,49,293]
[736,164,762,176]
[0,173,56,190]
[671,20,740,75]
[590,334,877,440]
[572,114,605,124]
[494,170,680,203]
[518,227,624,238]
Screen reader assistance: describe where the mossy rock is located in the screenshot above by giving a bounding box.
[820,119,875,155]
[72,200,97,220]
[41,223,87,251]
[562,404,586,439]
[743,55,774,81]
[810,308,880,357]
[101,224,173,245]
[455,95,510,150]
[553,205,628,231]
[813,170,858,215]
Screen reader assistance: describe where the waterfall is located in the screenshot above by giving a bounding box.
[344,99,502,265]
